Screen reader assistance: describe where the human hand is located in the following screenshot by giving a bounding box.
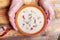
[8,0,55,31]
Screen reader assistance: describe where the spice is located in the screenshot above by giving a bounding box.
[22,15,25,19]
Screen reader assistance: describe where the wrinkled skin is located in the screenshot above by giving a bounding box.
[39,0,54,24]
[8,0,23,31]
[8,0,54,31]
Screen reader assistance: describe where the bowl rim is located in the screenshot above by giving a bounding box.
[15,4,47,36]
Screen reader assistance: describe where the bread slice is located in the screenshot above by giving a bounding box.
[0,16,9,24]
[0,8,8,16]
[46,18,60,35]
[0,8,9,24]
[51,0,60,4]
[23,0,37,4]
[54,7,60,18]
[51,0,60,19]
[0,0,11,9]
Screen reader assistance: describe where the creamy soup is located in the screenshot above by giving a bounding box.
[16,6,45,34]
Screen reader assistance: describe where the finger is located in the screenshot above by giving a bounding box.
[9,0,23,15]
[8,0,23,31]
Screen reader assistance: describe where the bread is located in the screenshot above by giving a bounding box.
[54,7,60,18]
[51,0,60,19]
[45,19,60,40]
[51,0,60,4]
[0,16,9,24]
[0,0,11,9]
[0,8,9,24]
[23,0,37,4]
[46,18,60,35]
[0,9,8,16]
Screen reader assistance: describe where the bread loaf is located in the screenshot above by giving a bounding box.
[0,9,8,16]
[23,0,37,4]
[54,7,60,18]
[46,19,60,35]
[0,0,11,9]
[51,0,60,19]
[51,0,60,4]
[0,8,9,24]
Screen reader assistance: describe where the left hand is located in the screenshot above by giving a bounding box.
[39,0,55,25]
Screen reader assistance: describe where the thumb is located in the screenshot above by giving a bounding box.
[8,0,23,31]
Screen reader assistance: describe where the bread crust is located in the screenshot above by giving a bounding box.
[0,8,9,24]
[0,0,11,9]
